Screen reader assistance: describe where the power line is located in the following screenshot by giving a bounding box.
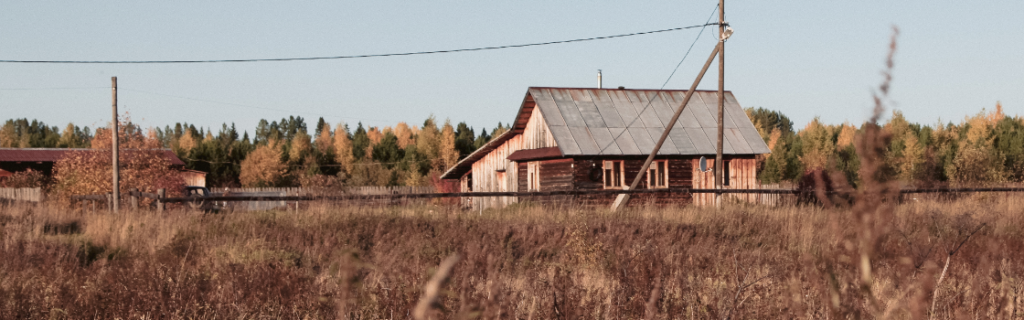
[661,5,720,89]
[0,24,718,64]
[598,5,719,154]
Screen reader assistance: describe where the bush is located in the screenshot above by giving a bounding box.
[52,121,185,203]
[4,169,46,188]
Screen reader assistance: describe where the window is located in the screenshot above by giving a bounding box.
[527,162,540,191]
[647,160,669,188]
[603,160,624,189]
[723,160,731,186]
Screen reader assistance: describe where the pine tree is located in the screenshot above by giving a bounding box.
[352,122,370,160]
[454,122,476,157]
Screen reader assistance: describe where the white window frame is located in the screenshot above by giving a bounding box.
[647,159,669,189]
[603,160,625,189]
[527,162,540,191]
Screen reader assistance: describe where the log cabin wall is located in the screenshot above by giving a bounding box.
[571,157,694,206]
[469,106,557,209]
[539,159,573,191]
[516,158,573,204]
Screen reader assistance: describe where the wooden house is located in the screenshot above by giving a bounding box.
[440,87,772,209]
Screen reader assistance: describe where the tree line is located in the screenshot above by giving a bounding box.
[748,102,1024,187]
[3,102,1021,188]
[0,116,509,188]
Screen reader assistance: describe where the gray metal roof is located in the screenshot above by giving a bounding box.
[440,87,770,179]
[529,87,771,156]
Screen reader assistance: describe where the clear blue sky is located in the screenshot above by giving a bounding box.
[1,1,1021,135]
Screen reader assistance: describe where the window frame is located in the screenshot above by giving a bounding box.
[646,159,669,189]
[723,160,731,186]
[602,160,625,189]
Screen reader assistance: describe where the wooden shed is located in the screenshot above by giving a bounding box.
[440,87,773,209]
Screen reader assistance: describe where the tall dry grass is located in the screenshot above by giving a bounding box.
[2,195,1023,319]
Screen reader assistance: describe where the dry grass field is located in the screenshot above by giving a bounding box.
[2,193,1023,319]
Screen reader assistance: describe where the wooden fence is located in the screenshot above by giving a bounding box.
[0,187,44,203]
[214,186,435,196]
[59,185,1024,213]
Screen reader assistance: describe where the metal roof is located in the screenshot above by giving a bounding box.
[0,148,186,166]
[441,87,770,179]
[530,87,770,156]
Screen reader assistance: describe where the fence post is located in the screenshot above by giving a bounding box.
[106,193,113,212]
[157,188,165,213]
[130,188,139,211]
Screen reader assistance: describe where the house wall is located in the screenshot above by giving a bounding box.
[469,107,557,209]
[571,158,694,206]
[691,156,773,206]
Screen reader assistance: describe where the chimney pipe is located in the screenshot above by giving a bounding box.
[597,69,603,89]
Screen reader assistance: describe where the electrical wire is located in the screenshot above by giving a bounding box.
[0,24,717,64]
[661,5,720,89]
[597,5,719,153]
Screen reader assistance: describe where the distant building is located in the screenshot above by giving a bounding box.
[0,148,206,187]
[441,87,772,209]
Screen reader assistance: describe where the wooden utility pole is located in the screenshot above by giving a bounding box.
[609,0,730,211]
[715,0,726,207]
[610,43,722,211]
[111,77,119,213]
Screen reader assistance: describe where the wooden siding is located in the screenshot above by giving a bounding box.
[522,106,558,149]
[182,170,206,188]
[517,162,528,192]
[692,157,775,206]
[469,107,558,209]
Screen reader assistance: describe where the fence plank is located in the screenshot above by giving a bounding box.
[0,188,43,202]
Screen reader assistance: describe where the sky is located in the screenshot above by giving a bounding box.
[1,1,1021,136]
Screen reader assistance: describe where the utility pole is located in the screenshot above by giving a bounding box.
[714,0,726,207]
[111,77,119,213]
[610,43,722,211]
[609,0,731,211]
